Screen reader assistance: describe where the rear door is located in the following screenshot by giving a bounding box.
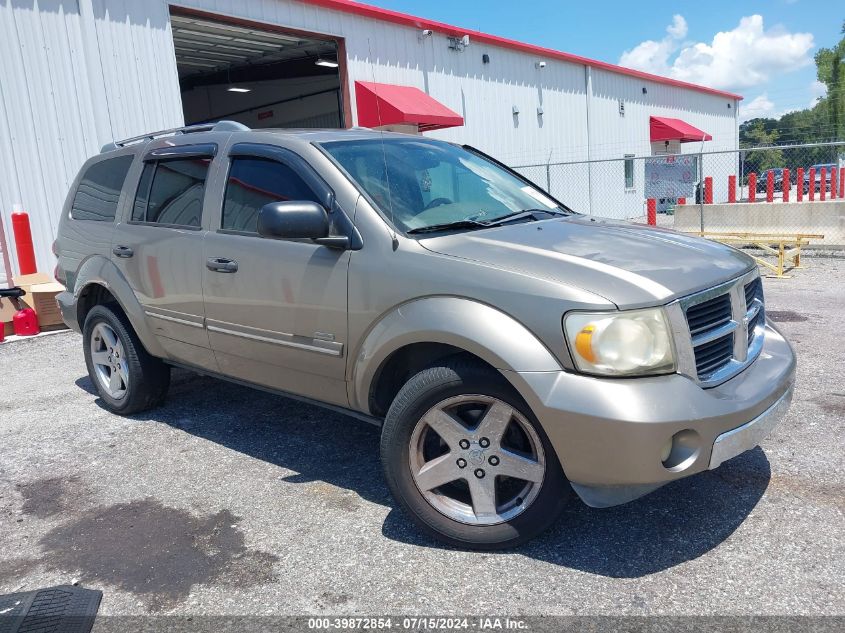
[202,143,350,406]
[111,144,218,369]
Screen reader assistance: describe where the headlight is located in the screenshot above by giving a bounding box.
[563,308,675,376]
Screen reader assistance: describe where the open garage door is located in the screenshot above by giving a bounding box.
[171,11,346,129]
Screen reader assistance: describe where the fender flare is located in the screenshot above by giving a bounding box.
[73,255,168,358]
[350,296,562,413]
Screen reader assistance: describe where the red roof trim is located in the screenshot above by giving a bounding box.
[300,0,743,101]
[355,81,464,131]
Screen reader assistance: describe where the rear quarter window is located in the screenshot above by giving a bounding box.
[71,155,134,221]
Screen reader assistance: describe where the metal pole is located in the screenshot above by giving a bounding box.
[699,149,705,234]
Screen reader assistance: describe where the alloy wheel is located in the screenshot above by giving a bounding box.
[408,394,545,525]
[90,322,129,399]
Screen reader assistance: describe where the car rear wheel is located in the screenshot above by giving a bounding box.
[380,359,571,549]
[83,305,170,415]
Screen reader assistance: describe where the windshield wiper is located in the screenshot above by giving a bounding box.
[481,208,567,227]
[407,208,567,235]
[406,219,490,235]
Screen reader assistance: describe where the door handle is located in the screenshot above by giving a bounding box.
[206,257,238,273]
[112,245,134,258]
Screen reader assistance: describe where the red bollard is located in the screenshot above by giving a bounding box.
[808,168,815,201]
[677,197,686,205]
[782,168,790,203]
[11,209,37,275]
[728,175,737,203]
[748,173,757,202]
[832,167,838,200]
[704,176,713,204]
[766,171,774,202]
[820,167,827,201]
[797,168,804,202]
[647,198,656,226]
[840,167,845,199]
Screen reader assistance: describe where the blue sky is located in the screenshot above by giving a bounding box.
[380,0,840,121]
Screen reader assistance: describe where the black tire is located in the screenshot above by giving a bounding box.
[380,358,571,550]
[83,304,170,415]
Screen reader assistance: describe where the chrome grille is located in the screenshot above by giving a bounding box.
[694,333,735,375]
[745,277,764,307]
[667,270,767,388]
[686,294,732,336]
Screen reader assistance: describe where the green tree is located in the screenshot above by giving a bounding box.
[742,120,784,175]
[814,21,845,140]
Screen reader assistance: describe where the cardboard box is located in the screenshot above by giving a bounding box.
[0,296,17,337]
[13,273,67,329]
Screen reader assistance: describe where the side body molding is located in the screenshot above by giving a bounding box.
[73,255,168,359]
[350,296,562,414]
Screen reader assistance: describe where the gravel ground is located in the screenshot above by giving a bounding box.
[0,259,843,618]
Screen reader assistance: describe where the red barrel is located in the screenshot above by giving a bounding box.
[782,168,790,203]
[796,168,804,202]
[13,308,39,336]
[11,210,37,275]
[647,198,656,226]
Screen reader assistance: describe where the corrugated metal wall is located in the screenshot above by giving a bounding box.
[0,0,737,275]
[0,0,183,277]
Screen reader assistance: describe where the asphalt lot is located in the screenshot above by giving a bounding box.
[1,258,843,617]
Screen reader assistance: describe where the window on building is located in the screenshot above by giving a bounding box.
[131,158,211,228]
[624,154,635,189]
[71,155,134,221]
[222,157,321,233]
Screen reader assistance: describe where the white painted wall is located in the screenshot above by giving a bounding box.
[0,0,183,277]
[0,0,738,273]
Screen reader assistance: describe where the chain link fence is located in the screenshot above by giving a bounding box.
[512,141,845,249]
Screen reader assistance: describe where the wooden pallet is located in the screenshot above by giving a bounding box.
[687,232,825,278]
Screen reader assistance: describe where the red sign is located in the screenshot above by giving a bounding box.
[257,110,274,121]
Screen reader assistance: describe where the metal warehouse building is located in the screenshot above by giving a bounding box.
[0,0,741,278]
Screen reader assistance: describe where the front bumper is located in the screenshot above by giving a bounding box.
[508,323,796,508]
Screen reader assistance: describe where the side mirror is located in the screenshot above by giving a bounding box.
[257,201,329,241]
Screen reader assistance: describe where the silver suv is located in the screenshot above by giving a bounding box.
[56,121,795,549]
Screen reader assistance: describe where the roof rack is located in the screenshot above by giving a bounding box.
[101,120,250,153]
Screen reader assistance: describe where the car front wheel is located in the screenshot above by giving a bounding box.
[380,359,571,549]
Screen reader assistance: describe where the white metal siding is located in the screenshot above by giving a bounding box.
[0,0,183,276]
[1,0,738,274]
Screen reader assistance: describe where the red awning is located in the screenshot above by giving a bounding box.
[650,116,712,143]
[355,81,464,132]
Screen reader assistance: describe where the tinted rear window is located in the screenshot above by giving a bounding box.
[132,158,211,228]
[71,155,134,221]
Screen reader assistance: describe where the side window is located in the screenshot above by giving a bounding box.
[624,154,635,190]
[131,158,211,228]
[71,155,134,221]
[222,157,321,233]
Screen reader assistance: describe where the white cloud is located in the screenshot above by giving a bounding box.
[809,79,827,106]
[738,94,776,121]
[666,15,688,40]
[619,15,814,92]
[619,14,687,77]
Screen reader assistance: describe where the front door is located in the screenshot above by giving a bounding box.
[202,145,349,406]
[111,145,217,370]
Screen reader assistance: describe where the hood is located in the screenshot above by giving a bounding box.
[418,216,755,307]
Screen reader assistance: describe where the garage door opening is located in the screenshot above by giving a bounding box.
[171,11,346,129]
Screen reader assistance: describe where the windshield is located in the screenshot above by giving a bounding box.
[320,138,570,233]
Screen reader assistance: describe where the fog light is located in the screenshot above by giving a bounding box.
[661,429,702,472]
[660,439,672,463]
